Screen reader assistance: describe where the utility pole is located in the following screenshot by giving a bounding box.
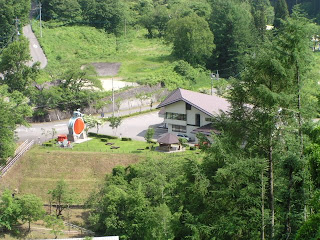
[39,1,43,38]
[210,73,214,95]
[112,78,115,116]
[210,70,219,95]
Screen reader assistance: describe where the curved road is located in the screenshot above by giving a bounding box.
[23,24,47,69]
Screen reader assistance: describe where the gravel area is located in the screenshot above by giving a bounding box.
[91,62,121,76]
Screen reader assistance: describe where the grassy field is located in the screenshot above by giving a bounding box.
[31,22,172,77]
[31,21,213,90]
[0,139,201,204]
[0,146,141,203]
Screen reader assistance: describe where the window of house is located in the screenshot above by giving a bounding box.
[165,112,187,121]
[172,125,187,133]
[186,103,191,110]
[195,114,200,127]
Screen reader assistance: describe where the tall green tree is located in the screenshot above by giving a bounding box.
[0,85,32,164]
[0,0,30,48]
[211,8,315,239]
[207,0,256,77]
[166,13,215,66]
[274,0,289,28]
[41,0,82,22]
[81,0,128,35]
[0,36,39,94]
[48,179,76,217]
[0,190,21,231]
[18,194,45,231]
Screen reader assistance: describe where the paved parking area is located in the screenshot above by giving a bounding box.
[17,111,166,143]
[97,111,166,141]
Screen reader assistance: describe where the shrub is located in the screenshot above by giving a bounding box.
[88,132,118,139]
[88,132,97,137]
[121,137,132,141]
[43,143,53,147]
[189,146,195,150]
[100,138,108,142]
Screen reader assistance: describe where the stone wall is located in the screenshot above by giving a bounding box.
[33,84,169,122]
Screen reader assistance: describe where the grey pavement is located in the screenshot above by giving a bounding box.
[16,106,166,144]
[23,24,47,69]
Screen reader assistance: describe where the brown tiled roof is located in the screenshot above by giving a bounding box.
[156,88,230,117]
[191,123,221,136]
[157,133,180,144]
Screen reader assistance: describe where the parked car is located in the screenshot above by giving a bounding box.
[177,134,191,142]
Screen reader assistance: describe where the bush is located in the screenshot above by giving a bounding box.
[43,143,53,147]
[88,132,97,137]
[145,146,150,149]
[88,132,118,139]
[189,146,195,150]
[121,137,132,141]
[100,138,108,142]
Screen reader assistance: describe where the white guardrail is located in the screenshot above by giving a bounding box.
[0,139,34,178]
[63,221,95,235]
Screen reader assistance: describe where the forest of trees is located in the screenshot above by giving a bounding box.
[1,0,320,239]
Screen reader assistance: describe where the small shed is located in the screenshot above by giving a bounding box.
[157,133,180,152]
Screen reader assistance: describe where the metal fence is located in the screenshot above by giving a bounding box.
[0,139,35,178]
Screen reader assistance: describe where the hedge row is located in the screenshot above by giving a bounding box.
[88,132,118,139]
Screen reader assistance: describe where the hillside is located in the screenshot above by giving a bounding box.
[31,22,213,90]
[0,147,141,203]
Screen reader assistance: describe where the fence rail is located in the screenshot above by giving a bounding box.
[63,221,94,235]
[0,139,34,178]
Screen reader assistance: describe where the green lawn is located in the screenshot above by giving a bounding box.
[44,137,200,156]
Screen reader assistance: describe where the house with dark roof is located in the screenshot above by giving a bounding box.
[156,88,230,141]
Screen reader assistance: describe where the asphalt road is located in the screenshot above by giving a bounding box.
[16,110,166,144]
[23,24,47,69]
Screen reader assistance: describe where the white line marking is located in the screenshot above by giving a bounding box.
[54,124,67,127]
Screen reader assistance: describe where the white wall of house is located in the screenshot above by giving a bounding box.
[162,101,213,141]
[186,106,212,126]
[164,101,186,114]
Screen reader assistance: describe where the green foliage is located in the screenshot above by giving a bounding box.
[108,116,122,134]
[144,128,155,143]
[87,157,185,238]
[41,0,82,22]
[0,36,39,94]
[295,213,320,240]
[121,137,132,141]
[166,13,215,66]
[208,0,256,77]
[80,0,128,35]
[48,179,77,217]
[274,0,289,28]
[0,190,45,232]
[88,132,118,139]
[18,194,45,231]
[0,190,21,230]
[44,214,64,239]
[0,0,30,48]
[0,85,32,164]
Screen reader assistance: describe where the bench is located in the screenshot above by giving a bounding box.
[106,142,114,145]
[110,146,120,149]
